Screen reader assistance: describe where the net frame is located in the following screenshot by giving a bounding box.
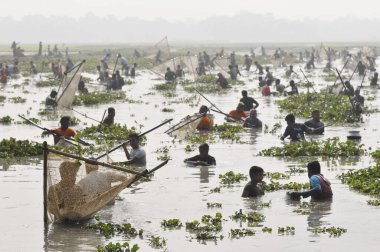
[56,60,85,109]
[43,144,143,223]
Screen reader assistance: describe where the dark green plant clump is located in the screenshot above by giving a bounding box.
[96,242,140,252]
[86,218,143,239]
[0,138,43,158]
[258,138,365,157]
[73,91,132,106]
[161,219,182,229]
[339,164,380,195]
[312,226,347,237]
[276,93,361,123]
[185,213,224,241]
[219,171,248,185]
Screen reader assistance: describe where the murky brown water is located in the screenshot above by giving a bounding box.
[1,58,380,251]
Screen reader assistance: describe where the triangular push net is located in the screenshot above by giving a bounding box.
[154,36,171,61]
[56,61,85,109]
[213,57,230,77]
[181,55,199,81]
[167,114,203,138]
[46,152,137,222]
[151,57,182,79]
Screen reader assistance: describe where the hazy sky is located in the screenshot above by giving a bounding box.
[3,0,380,21]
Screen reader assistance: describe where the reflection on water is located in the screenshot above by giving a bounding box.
[307,200,332,230]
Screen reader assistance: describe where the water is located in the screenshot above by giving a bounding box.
[0,58,380,252]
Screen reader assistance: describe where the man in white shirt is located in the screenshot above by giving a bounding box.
[122,133,146,167]
[78,162,127,197]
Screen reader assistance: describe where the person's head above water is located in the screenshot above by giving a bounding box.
[249,109,257,118]
[199,105,209,114]
[59,161,80,186]
[199,143,210,157]
[307,161,321,178]
[312,110,320,122]
[50,90,58,98]
[237,102,245,112]
[249,166,264,183]
[275,79,280,85]
[241,90,248,97]
[60,116,71,130]
[128,133,140,149]
[285,114,295,125]
[108,107,115,117]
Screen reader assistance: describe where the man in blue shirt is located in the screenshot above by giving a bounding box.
[288,161,333,201]
[280,114,314,141]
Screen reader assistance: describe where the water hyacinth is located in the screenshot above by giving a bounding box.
[276,93,363,123]
[339,164,380,195]
[258,138,365,157]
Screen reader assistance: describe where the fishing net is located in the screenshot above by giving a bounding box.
[154,37,171,61]
[213,57,230,77]
[151,57,182,79]
[46,152,137,222]
[181,55,199,80]
[167,114,203,138]
[56,61,85,109]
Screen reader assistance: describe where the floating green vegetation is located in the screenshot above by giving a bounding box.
[185,213,224,241]
[266,172,290,180]
[155,146,170,161]
[367,199,380,206]
[73,91,133,106]
[162,91,176,98]
[258,138,365,157]
[0,96,6,102]
[278,226,295,235]
[288,166,307,174]
[9,96,27,103]
[0,115,13,124]
[370,149,380,160]
[0,138,43,158]
[250,201,272,209]
[219,171,248,185]
[276,92,360,123]
[197,75,217,84]
[35,79,60,87]
[153,82,176,91]
[293,202,315,215]
[228,228,255,239]
[211,123,245,142]
[339,164,380,195]
[262,227,273,233]
[264,122,282,134]
[183,84,223,94]
[207,202,222,208]
[86,218,143,239]
[79,124,143,145]
[149,236,167,249]
[230,211,266,223]
[210,187,221,193]
[312,226,347,237]
[161,107,175,112]
[161,219,183,229]
[322,73,337,82]
[96,242,140,252]
[261,181,310,192]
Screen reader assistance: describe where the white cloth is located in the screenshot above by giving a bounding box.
[78,170,124,197]
[130,147,146,167]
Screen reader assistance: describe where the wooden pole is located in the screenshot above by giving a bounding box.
[43,141,48,224]
[47,147,145,176]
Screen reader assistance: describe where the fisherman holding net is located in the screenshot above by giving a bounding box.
[48,161,85,219]
[122,133,146,167]
[78,162,128,197]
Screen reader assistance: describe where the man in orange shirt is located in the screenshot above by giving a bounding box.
[228,102,248,121]
[197,105,214,131]
[53,116,76,145]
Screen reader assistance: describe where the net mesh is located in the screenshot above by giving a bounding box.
[56,61,85,109]
[168,114,203,138]
[151,57,182,78]
[47,153,137,222]
[181,55,199,80]
[213,57,230,77]
[154,37,171,61]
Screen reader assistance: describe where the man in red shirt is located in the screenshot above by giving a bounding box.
[53,116,76,145]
